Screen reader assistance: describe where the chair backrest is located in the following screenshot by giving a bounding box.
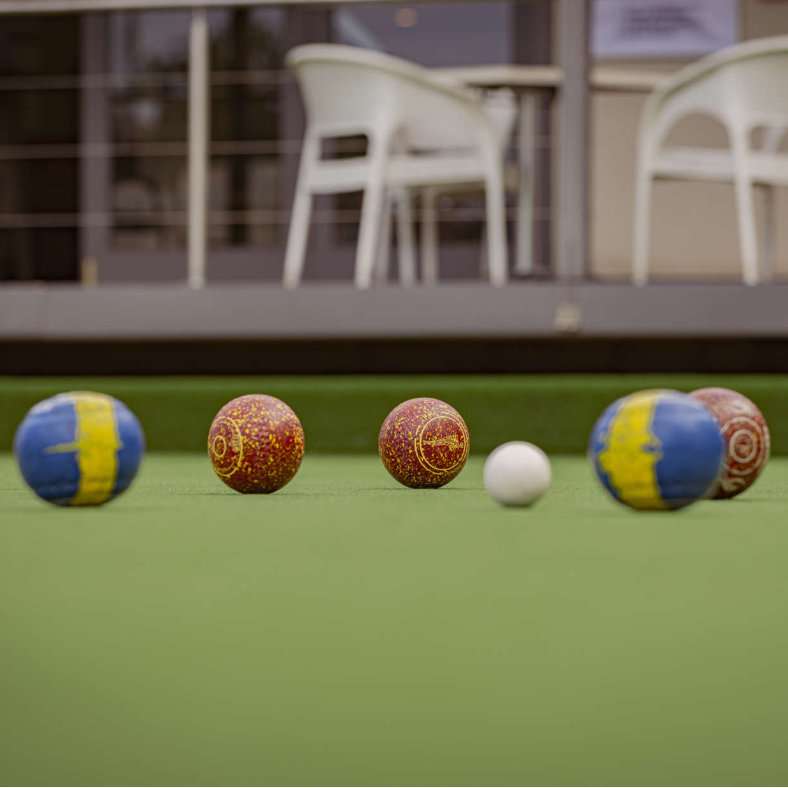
[642,36,788,144]
[286,44,493,151]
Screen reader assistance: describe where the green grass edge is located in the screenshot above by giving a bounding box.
[1,374,785,454]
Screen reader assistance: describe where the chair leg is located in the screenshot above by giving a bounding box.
[355,155,388,290]
[479,221,489,280]
[283,186,313,289]
[760,184,776,282]
[283,137,318,288]
[484,168,508,287]
[632,166,653,286]
[375,189,394,285]
[732,129,759,286]
[733,174,759,286]
[421,187,440,285]
[395,188,417,287]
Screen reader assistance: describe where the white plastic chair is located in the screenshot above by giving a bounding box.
[633,36,788,286]
[284,44,509,289]
[416,86,516,285]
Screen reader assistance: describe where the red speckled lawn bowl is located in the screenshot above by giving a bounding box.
[208,394,305,493]
[378,397,470,488]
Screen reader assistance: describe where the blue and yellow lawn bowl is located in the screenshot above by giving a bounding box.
[14,391,145,507]
[589,390,724,511]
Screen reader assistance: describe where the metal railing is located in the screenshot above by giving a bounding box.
[0,0,591,287]
[0,0,374,11]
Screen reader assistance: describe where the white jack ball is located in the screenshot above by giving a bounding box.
[484,441,551,507]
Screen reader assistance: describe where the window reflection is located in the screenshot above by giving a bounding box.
[334,2,511,66]
[1,3,515,281]
[0,15,79,280]
[106,8,287,250]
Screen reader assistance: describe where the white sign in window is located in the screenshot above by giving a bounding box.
[593,0,739,59]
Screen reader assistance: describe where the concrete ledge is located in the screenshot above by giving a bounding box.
[1,282,787,340]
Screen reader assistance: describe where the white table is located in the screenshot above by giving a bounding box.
[434,65,668,275]
[436,65,667,93]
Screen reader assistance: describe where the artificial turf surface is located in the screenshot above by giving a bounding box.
[2,453,788,785]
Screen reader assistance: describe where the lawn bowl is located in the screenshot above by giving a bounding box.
[690,387,770,499]
[14,391,145,506]
[589,389,724,511]
[378,397,469,488]
[208,394,305,494]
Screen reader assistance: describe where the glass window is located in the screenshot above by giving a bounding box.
[333,2,512,66]
[0,15,79,280]
[1,3,518,283]
[104,8,288,252]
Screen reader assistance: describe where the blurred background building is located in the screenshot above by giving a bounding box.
[1,3,517,283]
[4,0,788,286]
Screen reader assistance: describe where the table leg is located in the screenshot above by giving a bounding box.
[514,92,537,275]
[557,0,591,281]
[759,184,776,282]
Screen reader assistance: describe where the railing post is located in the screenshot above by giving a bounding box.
[188,7,209,288]
[80,14,109,286]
